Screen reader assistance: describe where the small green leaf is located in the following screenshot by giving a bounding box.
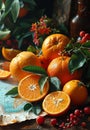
[82,41,90,48]
[0,0,3,9]
[23,66,48,76]
[11,0,20,23]
[49,77,61,92]
[27,45,36,53]
[81,49,90,59]
[69,51,86,73]
[1,0,14,20]
[32,103,42,115]
[24,103,32,111]
[39,76,48,93]
[5,87,18,96]
[0,30,11,39]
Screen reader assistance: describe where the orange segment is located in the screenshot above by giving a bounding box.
[0,69,11,79]
[42,91,71,116]
[18,74,49,102]
[2,47,21,61]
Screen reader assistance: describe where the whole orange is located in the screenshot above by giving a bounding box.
[10,51,42,81]
[63,80,88,105]
[38,55,51,70]
[47,56,82,86]
[41,34,70,61]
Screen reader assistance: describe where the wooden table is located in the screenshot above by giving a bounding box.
[0,109,90,130]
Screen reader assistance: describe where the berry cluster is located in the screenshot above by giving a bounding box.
[79,31,90,43]
[36,106,90,129]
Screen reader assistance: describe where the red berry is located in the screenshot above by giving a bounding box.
[84,33,90,40]
[79,31,85,37]
[84,106,90,115]
[50,118,58,126]
[80,36,87,43]
[81,122,87,127]
[74,109,81,117]
[36,116,45,125]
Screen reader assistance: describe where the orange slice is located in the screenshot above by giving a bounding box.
[2,47,21,61]
[42,91,71,116]
[1,61,10,71]
[18,74,49,102]
[0,69,11,79]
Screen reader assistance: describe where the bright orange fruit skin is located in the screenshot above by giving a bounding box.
[63,80,88,105]
[47,56,82,86]
[10,51,42,81]
[42,34,70,61]
[38,55,51,70]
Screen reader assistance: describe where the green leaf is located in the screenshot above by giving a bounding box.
[0,30,11,39]
[65,42,74,51]
[24,103,32,111]
[27,45,36,53]
[11,0,20,23]
[23,66,48,76]
[82,41,90,48]
[81,49,90,59]
[39,76,48,93]
[23,0,36,7]
[32,103,42,115]
[0,0,2,9]
[49,77,61,92]
[69,51,86,73]
[1,0,14,20]
[5,87,18,96]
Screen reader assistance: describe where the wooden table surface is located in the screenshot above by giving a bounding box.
[0,117,90,130]
[0,107,90,130]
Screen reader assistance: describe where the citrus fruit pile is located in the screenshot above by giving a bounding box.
[1,33,89,120]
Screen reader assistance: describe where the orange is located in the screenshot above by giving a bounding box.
[10,51,42,81]
[1,61,10,71]
[18,74,49,102]
[63,80,88,105]
[2,47,21,61]
[42,91,71,116]
[0,69,11,79]
[38,55,50,70]
[47,56,82,86]
[41,33,70,61]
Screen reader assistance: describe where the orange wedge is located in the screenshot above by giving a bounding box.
[42,91,71,116]
[2,47,21,61]
[18,74,49,102]
[0,69,11,79]
[1,61,10,71]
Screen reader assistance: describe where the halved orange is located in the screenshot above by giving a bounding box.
[0,69,11,79]
[2,47,21,61]
[42,91,71,116]
[18,74,49,102]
